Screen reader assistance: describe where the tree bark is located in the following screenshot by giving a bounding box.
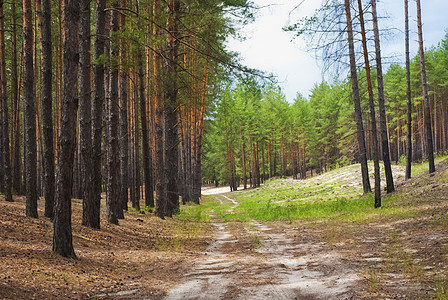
[153,0,166,218]
[164,0,180,216]
[358,0,381,207]
[405,0,412,179]
[79,0,97,228]
[0,0,12,202]
[119,0,129,213]
[344,0,371,194]
[11,0,22,195]
[36,0,55,215]
[23,0,38,217]
[139,52,154,208]
[416,0,435,173]
[90,0,106,229]
[52,0,80,258]
[371,0,394,192]
[106,1,121,224]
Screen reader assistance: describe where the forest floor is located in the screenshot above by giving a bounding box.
[1,159,448,299]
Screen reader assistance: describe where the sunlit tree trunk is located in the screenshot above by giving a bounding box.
[416,0,435,173]
[358,0,381,207]
[344,0,371,194]
[371,0,394,192]
[405,0,412,180]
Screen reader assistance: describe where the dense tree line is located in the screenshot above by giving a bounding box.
[203,30,448,191]
[0,0,252,257]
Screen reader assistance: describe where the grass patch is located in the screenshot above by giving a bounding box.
[177,198,221,221]
[410,155,448,177]
[220,190,418,223]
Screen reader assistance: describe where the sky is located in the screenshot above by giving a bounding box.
[226,0,448,102]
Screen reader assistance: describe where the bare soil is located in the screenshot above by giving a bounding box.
[1,160,447,299]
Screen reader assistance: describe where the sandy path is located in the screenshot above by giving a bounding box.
[164,194,359,299]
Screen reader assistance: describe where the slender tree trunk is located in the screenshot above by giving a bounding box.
[119,0,129,213]
[404,0,412,179]
[370,0,394,192]
[11,0,22,195]
[106,1,121,224]
[90,0,106,229]
[0,1,12,202]
[37,0,55,215]
[241,134,247,189]
[133,71,141,210]
[52,0,80,258]
[23,0,38,217]
[79,0,97,228]
[359,0,381,207]
[153,0,166,218]
[416,0,435,173]
[344,0,371,194]
[139,52,153,208]
[164,0,180,216]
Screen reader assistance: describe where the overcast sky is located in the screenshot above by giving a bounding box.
[226,0,448,102]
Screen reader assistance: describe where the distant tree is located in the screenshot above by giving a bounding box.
[404,0,412,179]
[416,0,435,173]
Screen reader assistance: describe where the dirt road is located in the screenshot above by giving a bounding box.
[164,192,359,299]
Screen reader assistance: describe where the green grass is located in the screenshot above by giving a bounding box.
[214,192,417,223]
[405,154,448,177]
[181,158,446,224]
[177,198,221,221]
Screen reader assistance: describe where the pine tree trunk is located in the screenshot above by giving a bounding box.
[344,0,371,194]
[36,0,55,215]
[23,0,38,217]
[79,0,97,228]
[11,0,22,195]
[359,0,381,207]
[52,0,80,258]
[90,0,106,229]
[371,0,394,192]
[133,73,141,210]
[119,0,129,213]
[106,1,121,224]
[139,52,154,208]
[416,0,435,173]
[404,0,412,179]
[153,0,166,218]
[0,1,12,202]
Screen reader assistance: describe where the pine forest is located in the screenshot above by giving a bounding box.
[1,0,448,298]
